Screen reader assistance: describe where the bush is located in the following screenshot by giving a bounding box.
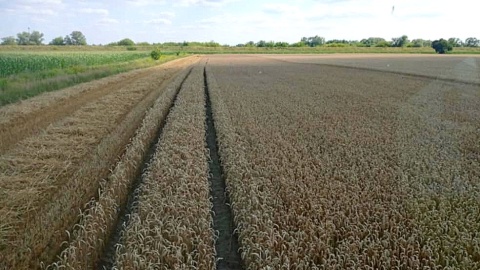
[126,46,137,51]
[432,39,453,54]
[150,49,161,60]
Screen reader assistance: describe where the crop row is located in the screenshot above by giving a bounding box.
[0,60,194,269]
[0,51,150,77]
[114,64,215,269]
[206,56,480,269]
[46,67,194,269]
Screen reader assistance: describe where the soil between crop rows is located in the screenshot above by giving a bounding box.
[204,66,244,270]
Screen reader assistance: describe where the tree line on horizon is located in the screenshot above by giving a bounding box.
[1,30,479,50]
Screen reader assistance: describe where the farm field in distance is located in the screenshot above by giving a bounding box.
[0,54,479,269]
[0,50,184,106]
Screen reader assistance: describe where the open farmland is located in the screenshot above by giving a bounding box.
[0,54,479,270]
[206,54,480,269]
[0,50,182,106]
[0,56,201,268]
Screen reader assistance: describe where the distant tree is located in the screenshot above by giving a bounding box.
[16,32,31,45]
[236,43,245,47]
[432,39,453,54]
[464,37,479,47]
[448,37,463,47]
[360,37,386,47]
[65,31,87,45]
[205,40,220,47]
[256,40,267,47]
[1,36,17,45]
[411,39,431,47]
[117,38,135,46]
[136,41,150,46]
[16,30,43,45]
[49,36,65,45]
[391,35,409,47]
[265,41,275,48]
[291,41,307,47]
[375,41,391,47]
[326,39,350,45]
[274,41,289,47]
[302,35,325,47]
[64,35,72,45]
[245,41,255,47]
[29,31,44,45]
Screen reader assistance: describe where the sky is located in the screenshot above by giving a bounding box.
[0,0,478,45]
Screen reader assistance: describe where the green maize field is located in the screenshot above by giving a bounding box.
[0,51,151,77]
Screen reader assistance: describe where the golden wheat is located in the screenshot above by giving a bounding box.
[206,54,480,269]
[114,63,215,269]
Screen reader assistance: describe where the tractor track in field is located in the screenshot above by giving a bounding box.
[0,58,193,155]
[97,67,193,270]
[204,66,244,270]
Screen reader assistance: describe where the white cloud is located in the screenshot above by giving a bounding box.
[262,3,300,15]
[97,18,120,25]
[17,0,62,4]
[79,8,109,16]
[125,0,165,6]
[177,0,236,7]
[145,18,172,25]
[158,11,175,18]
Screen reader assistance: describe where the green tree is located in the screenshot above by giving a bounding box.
[265,41,275,48]
[150,48,161,60]
[274,41,289,47]
[301,35,325,47]
[411,39,431,47]
[205,40,220,47]
[464,37,479,47]
[448,37,463,47]
[117,38,135,46]
[360,37,386,47]
[256,40,267,47]
[432,39,453,54]
[391,35,409,47]
[65,31,87,45]
[16,30,43,45]
[291,41,306,47]
[375,41,391,47]
[1,36,17,45]
[49,36,65,45]
[16,32,31,45]
[29,31,44,45]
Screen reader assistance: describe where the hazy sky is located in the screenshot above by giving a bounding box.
[0,0,478,45]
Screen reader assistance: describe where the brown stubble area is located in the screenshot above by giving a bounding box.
[0,56,199,154]
[206,55,480,268]
[0,56,199,269]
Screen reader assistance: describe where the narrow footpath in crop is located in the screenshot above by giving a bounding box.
[96,67,194,270]
[204,66,244,270]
